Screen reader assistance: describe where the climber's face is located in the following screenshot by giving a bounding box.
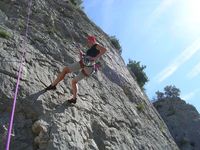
[87,36,96,47]
[87,40,94,47]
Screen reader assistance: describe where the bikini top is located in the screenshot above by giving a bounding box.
[86,44,100,58]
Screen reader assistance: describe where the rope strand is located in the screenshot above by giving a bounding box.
[5,0,33,149]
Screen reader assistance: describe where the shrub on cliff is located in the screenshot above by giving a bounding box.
[109,35,122,55]
[70,0,83,8]
[127,59,149,90]
[0,27,11,39]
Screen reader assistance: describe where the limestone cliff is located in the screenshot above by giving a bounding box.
[0,0,179,150]
[154,98,200,150]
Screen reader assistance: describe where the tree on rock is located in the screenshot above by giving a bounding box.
[164,85,180,98]
[155,85,181,100]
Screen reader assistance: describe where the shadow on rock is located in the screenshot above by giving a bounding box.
[28,89,46,104]
[19,90,46,118]
[53,100,75,113]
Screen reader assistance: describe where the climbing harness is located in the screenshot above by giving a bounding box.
[5,0,33,149]
[79,49,102,77]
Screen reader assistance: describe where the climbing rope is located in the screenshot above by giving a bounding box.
[5,0,33,149]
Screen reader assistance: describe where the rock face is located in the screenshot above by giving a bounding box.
[0,0,179,150]
[154,98,200,150]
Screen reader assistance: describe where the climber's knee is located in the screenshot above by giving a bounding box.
[72,79,78,85]
[63,66,71,74]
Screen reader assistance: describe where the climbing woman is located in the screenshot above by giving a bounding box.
[45,35,107,104]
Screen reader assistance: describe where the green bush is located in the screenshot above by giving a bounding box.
[159,122,165,133]
[155,85,181,100]
[70,0,83,8]
[155,91,165,100]
[0,28,11,39]
[109,35,122,54]
[136,102,145,112]
[164,85,180,98]
[127,59,149,90]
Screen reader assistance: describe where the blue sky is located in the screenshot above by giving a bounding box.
[83,0,200,113]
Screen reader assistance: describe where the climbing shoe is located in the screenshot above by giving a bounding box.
[68,98,77,104]
[45,84,57,91]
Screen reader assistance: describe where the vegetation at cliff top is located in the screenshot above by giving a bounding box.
[154,85,181,101]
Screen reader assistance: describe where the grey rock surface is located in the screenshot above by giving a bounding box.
[154,98,200,150]
[0,0,179,150]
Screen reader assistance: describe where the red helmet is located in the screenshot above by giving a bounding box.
[87,35,96,44]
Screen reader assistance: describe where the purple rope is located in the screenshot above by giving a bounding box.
[5,0,32,149]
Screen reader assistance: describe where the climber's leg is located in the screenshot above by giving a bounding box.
[45,62,82,91]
